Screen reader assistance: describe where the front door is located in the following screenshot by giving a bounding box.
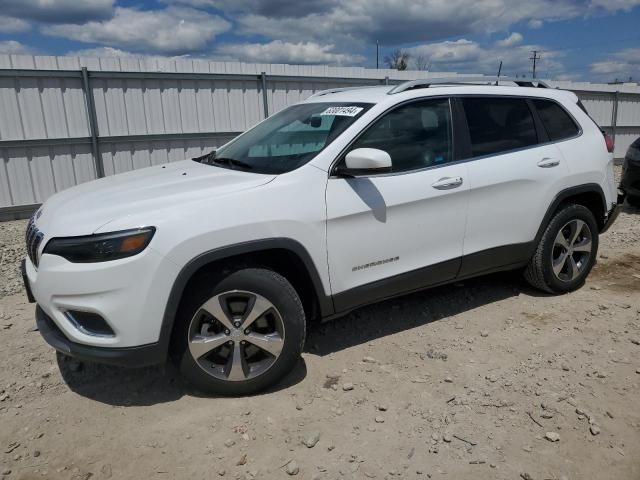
[325,98,469,312]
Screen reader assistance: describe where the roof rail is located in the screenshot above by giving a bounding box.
[387,76,549,94]
[308,85,380,99]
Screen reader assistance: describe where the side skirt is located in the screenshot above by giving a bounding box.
[332,258,460,314]
[457,242,534,279]
[328,242,534,318]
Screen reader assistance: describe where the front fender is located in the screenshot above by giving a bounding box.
[156,238,334,360]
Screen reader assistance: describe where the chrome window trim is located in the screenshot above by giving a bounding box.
[329,96,455,178]
[328,93,584,180]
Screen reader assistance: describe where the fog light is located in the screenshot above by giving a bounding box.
[65,311,115,337]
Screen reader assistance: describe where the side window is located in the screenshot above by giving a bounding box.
[462,97,537,157]
[533,99,580,141]
[348,98,453,173]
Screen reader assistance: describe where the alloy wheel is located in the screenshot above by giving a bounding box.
[551,219,593,282]
[188,290,285,381]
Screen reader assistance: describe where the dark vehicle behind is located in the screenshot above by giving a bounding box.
[621,137,640,207]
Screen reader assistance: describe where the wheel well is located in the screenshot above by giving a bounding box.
[557,191,606,230]
[178,248,322,324]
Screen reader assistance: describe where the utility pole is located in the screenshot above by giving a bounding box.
[376,40,379,69]
[530,50,541,79]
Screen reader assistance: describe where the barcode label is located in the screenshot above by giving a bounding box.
[320,106,364,117]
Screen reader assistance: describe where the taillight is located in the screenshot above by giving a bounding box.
[603,133,614,153]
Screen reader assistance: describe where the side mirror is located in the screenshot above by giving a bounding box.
[341,148,392,175]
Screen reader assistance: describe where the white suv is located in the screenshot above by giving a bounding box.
[23,78,623,395]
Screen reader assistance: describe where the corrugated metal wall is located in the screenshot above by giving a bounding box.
[1,53,639,217]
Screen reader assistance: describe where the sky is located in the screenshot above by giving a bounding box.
[0,0,639,82]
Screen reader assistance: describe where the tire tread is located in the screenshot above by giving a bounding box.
[524,203,598,294]
[524,221,556,294]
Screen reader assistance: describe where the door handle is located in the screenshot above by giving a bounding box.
[431,176,463,190]
[537,158,560,168]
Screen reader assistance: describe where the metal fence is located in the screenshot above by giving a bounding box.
[1,54,639,219]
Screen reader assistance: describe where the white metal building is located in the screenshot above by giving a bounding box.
[1,54,638,219]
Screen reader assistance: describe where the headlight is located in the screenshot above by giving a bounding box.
[43,227,155,263]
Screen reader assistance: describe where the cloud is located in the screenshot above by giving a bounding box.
[44,6,230,55]
[408,40,482,65]
[186,0,339,17]
[217,40,365,65]
[406,36,564,77]
[589,0,640,11]
[554,73,582,81]
[176,0,640,19]
[65,47,137,58]
[3,0,114,24]
[590,61,630,74]
[0,40,36,55]
[528,19,544,29]
[590,48,640,79]
[226,0,599,48]
[496,32,524,48]
[66,46,196,63]
[65,39,365,67]
[3,0,638,79]
[0,16,30,33]
[65,40,365,66]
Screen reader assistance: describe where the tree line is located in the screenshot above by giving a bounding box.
[384,49,429,71]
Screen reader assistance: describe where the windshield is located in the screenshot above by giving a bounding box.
[203,102,373,174]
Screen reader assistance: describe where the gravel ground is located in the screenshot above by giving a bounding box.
[0,220,25,298]
[0,198,639,480]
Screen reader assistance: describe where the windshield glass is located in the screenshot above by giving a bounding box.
[205,102,373,174]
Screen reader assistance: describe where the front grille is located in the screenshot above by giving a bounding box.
[25,216,44,268]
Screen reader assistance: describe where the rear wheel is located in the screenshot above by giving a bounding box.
[524,204,599,293]
[174,268,305,395]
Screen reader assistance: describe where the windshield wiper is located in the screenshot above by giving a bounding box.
[211,157,254,170]
[193,150,216,164]
[193,151,253,170]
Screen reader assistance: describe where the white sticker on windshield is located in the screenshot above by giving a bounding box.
[320,106,364,117]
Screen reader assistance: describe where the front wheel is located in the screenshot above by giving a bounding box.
[174,268,306,395]
[524,204,599,294]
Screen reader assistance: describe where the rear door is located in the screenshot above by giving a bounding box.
[458,96,571,277]
[325,98,469,312]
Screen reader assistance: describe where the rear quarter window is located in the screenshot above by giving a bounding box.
[533,99,580,141]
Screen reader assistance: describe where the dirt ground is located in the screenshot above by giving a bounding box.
[1,203,639,480]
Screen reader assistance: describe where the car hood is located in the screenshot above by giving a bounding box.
[36,160,276,237]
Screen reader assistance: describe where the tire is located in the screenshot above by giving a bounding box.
[173,268,306,395]
[524,204,599,294]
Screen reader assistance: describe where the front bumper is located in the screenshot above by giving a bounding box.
[24,244,179,349]
[36,305,164,367]
[21,259,35,303]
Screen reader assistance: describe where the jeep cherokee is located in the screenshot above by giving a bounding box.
[23,78,624,395]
